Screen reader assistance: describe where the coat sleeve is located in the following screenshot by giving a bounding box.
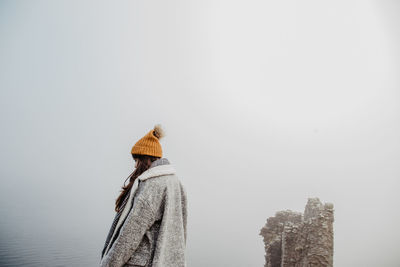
[100,197,156,267]
[181,184,188,246]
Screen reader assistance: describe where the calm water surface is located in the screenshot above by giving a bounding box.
[0,197,109,267]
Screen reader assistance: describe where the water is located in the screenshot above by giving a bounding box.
[0,196,108,267]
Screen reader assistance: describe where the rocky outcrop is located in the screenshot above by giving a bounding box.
[259,198,334,267]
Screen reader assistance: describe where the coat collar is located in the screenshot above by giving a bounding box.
[138,158,176,181]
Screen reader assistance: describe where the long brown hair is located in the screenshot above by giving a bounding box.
[115,154,160,212]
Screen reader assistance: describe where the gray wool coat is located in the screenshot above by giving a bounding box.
[100,158,187,267]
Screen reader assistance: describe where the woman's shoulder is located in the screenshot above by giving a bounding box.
[140,173,179,190]
[138,173,183,199]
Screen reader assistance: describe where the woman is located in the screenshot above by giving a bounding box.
[100,124,188,267]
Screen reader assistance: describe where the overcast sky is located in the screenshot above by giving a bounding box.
[0,1,399,266]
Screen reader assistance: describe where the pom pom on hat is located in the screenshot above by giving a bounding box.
[153,124,165,139]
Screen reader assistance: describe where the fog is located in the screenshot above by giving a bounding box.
[0,1,399,266]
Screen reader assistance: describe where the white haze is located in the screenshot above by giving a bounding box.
[0,1,399,266]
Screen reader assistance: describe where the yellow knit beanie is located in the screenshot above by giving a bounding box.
[131,124,165,157]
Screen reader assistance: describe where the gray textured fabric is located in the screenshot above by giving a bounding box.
[150,157,170,168]
[100,157,187,267]
[101,158,172,258]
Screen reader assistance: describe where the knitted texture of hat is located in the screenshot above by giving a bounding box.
[131,124,165,157]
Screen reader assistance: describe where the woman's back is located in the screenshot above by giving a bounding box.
[100,157,187,267]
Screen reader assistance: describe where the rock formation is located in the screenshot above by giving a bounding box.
[259,198,334,267]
